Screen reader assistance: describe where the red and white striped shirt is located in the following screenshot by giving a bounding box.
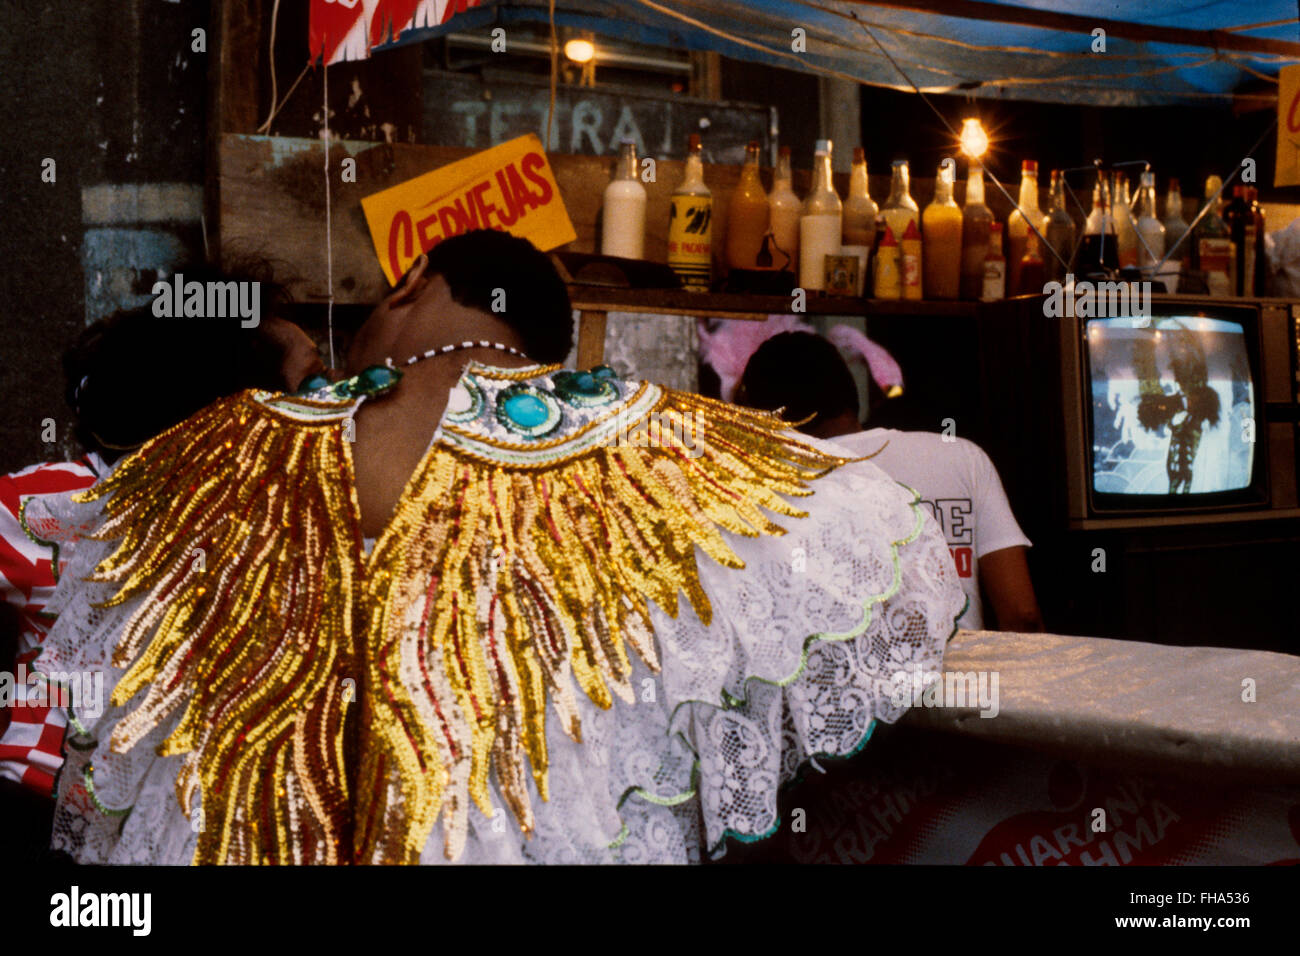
[0,457,103,796]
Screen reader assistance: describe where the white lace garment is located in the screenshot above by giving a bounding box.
[35,444,963,864]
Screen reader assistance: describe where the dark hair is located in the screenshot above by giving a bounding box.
[418,231,573,364]
[63,262,295,462]
[736,332,860,433]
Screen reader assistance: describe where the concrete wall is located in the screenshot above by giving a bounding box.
[0,0,209,473]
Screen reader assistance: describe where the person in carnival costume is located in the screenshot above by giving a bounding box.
[37,231,963,864]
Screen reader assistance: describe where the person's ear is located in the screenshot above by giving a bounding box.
[387,253,429,307]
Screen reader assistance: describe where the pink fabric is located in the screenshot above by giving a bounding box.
[697,315,903,402]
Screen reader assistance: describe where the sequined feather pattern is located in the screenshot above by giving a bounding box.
[77,391,364,865]
[355,366,849,863]
[74,365,853,865]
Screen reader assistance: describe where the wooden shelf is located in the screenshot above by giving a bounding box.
[566,284,979,320]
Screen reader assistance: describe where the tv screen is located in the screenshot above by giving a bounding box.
[1086,315,1256,497]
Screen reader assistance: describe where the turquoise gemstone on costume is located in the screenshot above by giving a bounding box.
[505,393,549,427]
[495,384,562,437]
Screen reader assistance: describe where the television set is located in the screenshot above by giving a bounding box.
[977,293,1300,532]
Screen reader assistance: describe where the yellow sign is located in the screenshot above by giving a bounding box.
[1276,64,1300,187]
[361,134,576,285]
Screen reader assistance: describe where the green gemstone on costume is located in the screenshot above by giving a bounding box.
[303,364,403,401]
[296,373,330,394]
[495,384,562,438]
[552,366,620,407]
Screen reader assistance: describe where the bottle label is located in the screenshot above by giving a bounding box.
[1199,237,1232,296]
[902,246,922,289]
[668,195,713,290]
[981,260,1005,301]
[874,248,901,299]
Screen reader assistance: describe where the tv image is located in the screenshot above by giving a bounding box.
[1086,315,1256,499]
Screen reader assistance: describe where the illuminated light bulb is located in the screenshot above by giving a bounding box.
[959,118,989,159]
[564,38,595,63]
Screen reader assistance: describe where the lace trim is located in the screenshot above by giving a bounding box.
[614,485,958,859]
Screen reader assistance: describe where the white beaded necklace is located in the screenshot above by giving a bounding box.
[388,340,529,369]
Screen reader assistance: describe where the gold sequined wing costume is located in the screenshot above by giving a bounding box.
[76,390,364,865]
[355,363,849,863]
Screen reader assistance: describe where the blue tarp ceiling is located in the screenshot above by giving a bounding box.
[381,1,1300,107]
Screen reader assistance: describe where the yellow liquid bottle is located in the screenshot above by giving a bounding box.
[922,162,963,299]
[725,141,770,272]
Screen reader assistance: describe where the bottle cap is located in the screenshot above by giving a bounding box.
[815,138,832,155]
[892,158,908,168]
[747,140,760,151]
[1022,160,1038,174]
[902,219,921,241]
[1232,184,1245,197]
[878,223,898,246]
[853,147,866,164]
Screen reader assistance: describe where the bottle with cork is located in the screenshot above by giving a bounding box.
[667,134,713,292]
[799,139,843,292]
[724,141,770,273]
[1006,159,1042,295]
[880,159,920,298]
[767,146,800,274]
[960,161,994,300]
[600,139,647,259]
[842,148,877,293]
[922,161,963,299]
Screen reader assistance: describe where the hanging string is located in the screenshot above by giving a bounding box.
[323,58,335,370]
[547,0,558,151]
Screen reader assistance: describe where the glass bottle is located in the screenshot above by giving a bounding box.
[1017,231,1046,297]
[1134,170,1166,273]
[798,139,843,291]
[842,147,878,250]
[1112,172,1138,269]
[768,146,801,274]
[922,162,962,299]
[1196,174,1232,297]
[1161,177,1189,268]
[1006,159,1042,296]
[981,221,1005,301]
[1077,170,1118,276]
[1041,169,1076,284]
[725,141,770,272]
[667,133,713,292]
[1224,184,1252,296]
[959,162,994,300]
[879,160,920,250]
[601,139,647,259]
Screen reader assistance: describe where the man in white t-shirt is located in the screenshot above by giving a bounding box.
[737,332,1042,632]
